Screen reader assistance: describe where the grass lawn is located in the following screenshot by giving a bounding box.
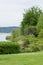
[0,51,43,65]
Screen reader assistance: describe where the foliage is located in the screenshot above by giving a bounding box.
[28,43,40,52]
[0,42,20,54]
[38,29,43,39]
[6,28,21,42]
[12,29,20,38]
[19,34,43,52]
[37,14,43,32]
[21,7,42,35]
[5,7,43,53]
[27,34,38,44]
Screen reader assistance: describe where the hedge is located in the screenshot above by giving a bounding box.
[0,42,20,54]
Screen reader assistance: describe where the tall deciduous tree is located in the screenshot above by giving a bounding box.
[21,7,42,36]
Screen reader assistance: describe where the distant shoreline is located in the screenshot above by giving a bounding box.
[0,26,19,33]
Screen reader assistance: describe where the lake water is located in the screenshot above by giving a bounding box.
[0,33,11,41]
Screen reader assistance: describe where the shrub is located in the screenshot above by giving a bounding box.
[23,41,43,52]
[21,43,40,53]
[37,40,43,50]
[6,36,11,41]
[29,43,40,52]
[0,42,20,54]
[38,29,43,39]
[20,36,30,48]
[27,34,38,44]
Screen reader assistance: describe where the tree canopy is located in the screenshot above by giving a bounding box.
[21,7,42,35]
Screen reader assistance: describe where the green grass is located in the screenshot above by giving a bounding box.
[0,51,43,65]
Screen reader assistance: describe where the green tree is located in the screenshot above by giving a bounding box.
[21,7,42,36]
[11,29,20,41]
[37,14,43,32]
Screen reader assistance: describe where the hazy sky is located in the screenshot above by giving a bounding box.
[0,0,43,27]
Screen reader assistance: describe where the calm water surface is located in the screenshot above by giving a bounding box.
[0,33,11,41]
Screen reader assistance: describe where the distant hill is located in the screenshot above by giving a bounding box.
[0,26,19,33]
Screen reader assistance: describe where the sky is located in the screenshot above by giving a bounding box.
[0,0,43,27]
